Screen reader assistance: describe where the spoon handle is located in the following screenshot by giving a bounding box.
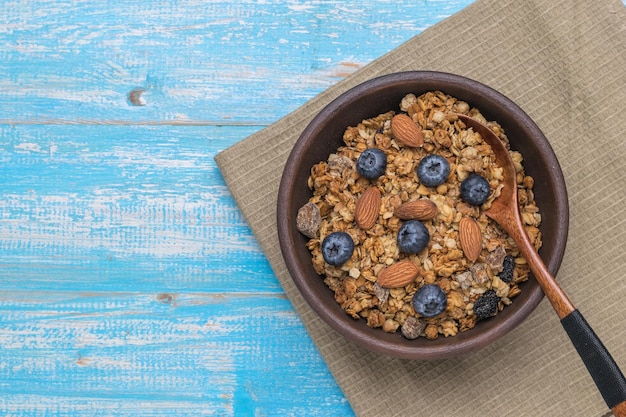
[560,310,626,416]
[495,209,626,415]
[519,235,626,415]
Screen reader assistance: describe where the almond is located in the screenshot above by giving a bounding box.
[354,186,381,230]
[394,199,438,221]
[459,217,482,262]
[390,114,424,147]
[377,260,420,288]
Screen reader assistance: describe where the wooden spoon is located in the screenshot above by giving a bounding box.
[457,114,626,417]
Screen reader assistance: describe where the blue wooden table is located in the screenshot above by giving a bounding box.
[0,1,516,415]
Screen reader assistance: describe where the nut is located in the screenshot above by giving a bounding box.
[355,186,381,230]
[459,217,482,262]
[394,199,438,221]
[391,114,424,147]
[377,260,420,288]
[400,316,425,339]
[296,202,322,238]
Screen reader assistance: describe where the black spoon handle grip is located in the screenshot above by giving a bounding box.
[561,310,626,415]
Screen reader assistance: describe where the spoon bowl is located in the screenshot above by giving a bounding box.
[456,114,575,318]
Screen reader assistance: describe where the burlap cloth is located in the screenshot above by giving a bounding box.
[215,0,626,415]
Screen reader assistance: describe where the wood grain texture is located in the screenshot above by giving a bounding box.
[0,0,487,416]
[0,125,278,293]
[0,0,475,124]
[0,293,351,416]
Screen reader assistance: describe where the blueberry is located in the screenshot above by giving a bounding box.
[397,220,430,254]
[356,148,387,180]
[460,173,490,205]
[417,154,450,187]
[321,232,354,266]
[499,255,515,283]
[412,285,447,318]
[473,289,500,320]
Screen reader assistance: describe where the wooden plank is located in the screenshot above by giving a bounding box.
[0,0,476,124]
[0,124,281,293]
[0,292,352,416]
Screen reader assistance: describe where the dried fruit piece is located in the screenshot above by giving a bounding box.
[377,260,419,288]
[390,114,424,147]
[473,289,500,319]
[394,199,438,221]
[485,245,507,272]
[459,217,482,262]
[401,316,425,340]
[296,202,322,238]
[354,186,381,230]
[373,282,390,304]
[499,255,515,283]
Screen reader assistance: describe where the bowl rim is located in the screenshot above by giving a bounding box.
[277,70,569,359]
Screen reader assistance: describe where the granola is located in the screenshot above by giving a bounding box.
[298,91,542,340]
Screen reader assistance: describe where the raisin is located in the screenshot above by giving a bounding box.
[499,255,515,283]
[473,290,500,320]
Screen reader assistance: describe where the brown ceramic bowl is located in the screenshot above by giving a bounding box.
[277,71,568,359]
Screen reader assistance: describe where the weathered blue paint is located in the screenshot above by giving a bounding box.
[0,293,352,416]
[0,1,488,416]
[1,1,476,124]
[0,125,278,293]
